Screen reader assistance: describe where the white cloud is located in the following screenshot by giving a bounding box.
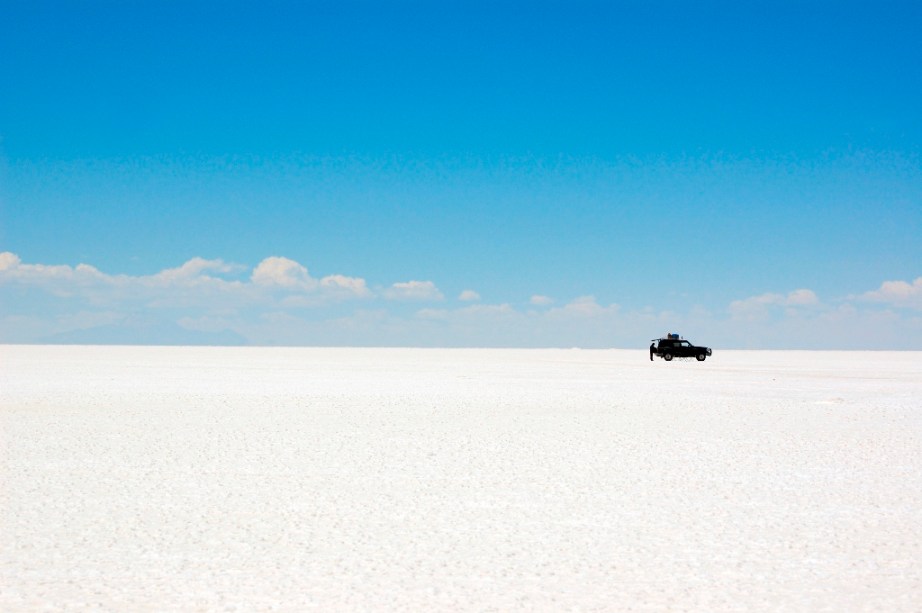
[0,254,80,283]
[248,258,371,302]
[251,256,317,290]
[0,252,121,298]
[859,277,922,310]
[548,296,619,319]
[384,280,444,301]
[0,252,21,271]
[74,263,109,280]
[0,252,371,311]
[0,251,242,294]
[4,251,922,349]
[455,303,516,318]
[320,274,372,298]
[416,308,450,320]
[729,288,819,319]
[151,257,241,285]
[785,289,819,306]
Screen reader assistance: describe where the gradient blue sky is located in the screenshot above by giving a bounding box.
[2,1,921,348]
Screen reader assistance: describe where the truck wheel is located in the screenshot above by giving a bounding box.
[663,353,673,361]
[696,353,706,361]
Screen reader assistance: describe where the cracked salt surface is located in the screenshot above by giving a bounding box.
[2,346,920,611]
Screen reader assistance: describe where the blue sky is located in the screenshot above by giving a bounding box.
[1,1,920,348]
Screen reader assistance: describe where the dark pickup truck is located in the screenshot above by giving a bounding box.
[651,335,713,361]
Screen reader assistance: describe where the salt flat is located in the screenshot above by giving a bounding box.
[2,345,920,611]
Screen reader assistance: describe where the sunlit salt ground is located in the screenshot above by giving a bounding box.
[2,346,920,611]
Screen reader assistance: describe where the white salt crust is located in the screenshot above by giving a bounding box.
[2,346,920,611]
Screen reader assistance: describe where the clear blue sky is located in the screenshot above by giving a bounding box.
[2,1,921,348]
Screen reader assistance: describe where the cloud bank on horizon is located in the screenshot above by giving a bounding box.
[2,252,919,349]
